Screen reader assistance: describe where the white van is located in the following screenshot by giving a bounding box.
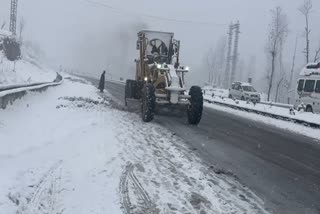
[294,62,320,113]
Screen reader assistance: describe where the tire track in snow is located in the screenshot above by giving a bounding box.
[120,163,133,214]
[18,160,63,214]
[120,162,158,214]
[113,111,269,213]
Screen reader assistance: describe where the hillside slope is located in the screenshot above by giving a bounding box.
[0,43,56,86]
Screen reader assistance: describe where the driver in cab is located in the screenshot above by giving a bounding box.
[151,41,159,54]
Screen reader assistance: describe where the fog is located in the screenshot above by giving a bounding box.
[1,0,320,86]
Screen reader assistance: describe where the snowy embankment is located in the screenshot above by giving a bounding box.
[0,51,56,87]
[205,94,320,125]
[203,87,229,98]
[205,95,320,141]
[0,74,269,214]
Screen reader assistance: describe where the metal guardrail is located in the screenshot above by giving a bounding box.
[260,101,293,109]
[0,82,50,92]
[78,75,320,129]
[0,73,63,109]
[204,98,320,129]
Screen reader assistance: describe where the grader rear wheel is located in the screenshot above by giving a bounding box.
[187,86,203,125]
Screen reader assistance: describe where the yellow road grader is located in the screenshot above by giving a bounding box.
[125,30,203,124]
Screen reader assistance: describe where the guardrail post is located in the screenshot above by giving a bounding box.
[0,97,3,109]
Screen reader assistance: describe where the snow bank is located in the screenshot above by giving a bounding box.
[0,30,12,38]
[203,86,270,102]
[202,86,229,98]
[0,47,56,86]
[205,96,320,141]
[205,95,320,126]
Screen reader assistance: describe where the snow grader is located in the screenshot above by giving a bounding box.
[125,30,203,124]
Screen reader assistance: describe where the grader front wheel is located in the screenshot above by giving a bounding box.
[141,83,156,122]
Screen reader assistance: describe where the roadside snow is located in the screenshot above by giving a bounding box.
[0,75,269,214]
[203,87,269,101]
[0,52,56,86]
[203,87,229,98]
[205,101,320,142]
[205,94,320,126]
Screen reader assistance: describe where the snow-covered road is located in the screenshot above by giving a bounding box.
[0,75,268,214]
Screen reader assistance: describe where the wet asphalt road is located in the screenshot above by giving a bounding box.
[86,77,320,214]
[157,108,320,214]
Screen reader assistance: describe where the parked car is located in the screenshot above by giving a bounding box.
[294,62,320,113]
[229,82,261,102]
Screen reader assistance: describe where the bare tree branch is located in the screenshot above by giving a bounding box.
[275,77,284,102]
[1,21,5,30]
[204,36,227,87]
[314,44,320,62]
[288,36,298,101]
[19,17,26,42]
[266,6,289,101]
[299,0,312,63]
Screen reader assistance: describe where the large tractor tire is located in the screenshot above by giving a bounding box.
[141,83,156,122]
[187,86,203,125]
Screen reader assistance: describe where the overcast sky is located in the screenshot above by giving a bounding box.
[1,0,320,84]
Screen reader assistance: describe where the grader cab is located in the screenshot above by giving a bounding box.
[125,30,203,124]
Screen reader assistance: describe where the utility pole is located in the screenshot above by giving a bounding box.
[224,24,233,88]
[224,21,241,88]
[10,0,18,35]
[230,21,240,85]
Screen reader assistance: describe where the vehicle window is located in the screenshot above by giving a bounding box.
[235,85,240,90]
[242,86,256,92]
[304,80,315,92]
[233,84,238,90]
[297,79,304,92]
[315,81,320,93]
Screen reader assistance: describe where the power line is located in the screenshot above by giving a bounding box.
[82,0,227,26]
